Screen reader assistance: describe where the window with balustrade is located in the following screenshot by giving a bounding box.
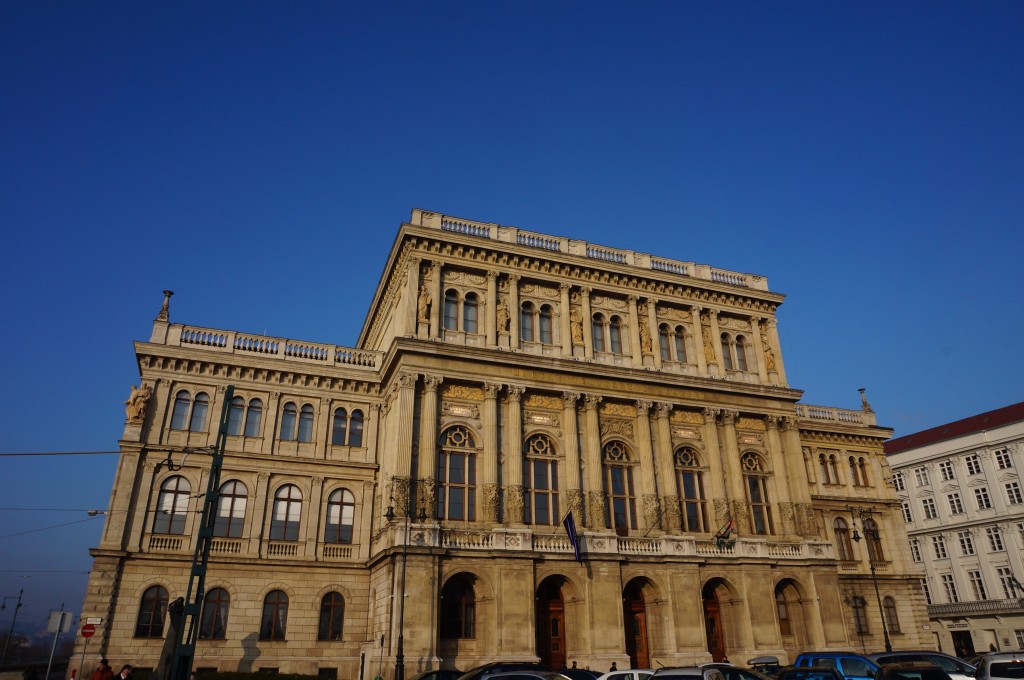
[742,452,773,535]
[170,389,209,432]
[213,480,247,538]
[440,576,475,639]
[659,324,688,363]
[260,590,289,640]
[270,484,302,541]
[154,475,191,535]
[603,440,637,535]
[719,332,751,371]
[318,592,344,641]
[324,488,355,544]
[676,448,708,532]
[997,567,1016,599]
[331,407,364,447]
[199,588,229,640]
[437,426,477,521]
[135,585,169,638]
[834,518,854,561]
[523,434,559,525]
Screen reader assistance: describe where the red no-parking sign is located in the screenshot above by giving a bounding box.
[80,624,96,638]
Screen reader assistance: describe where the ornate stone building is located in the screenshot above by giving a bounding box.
[79,209,928,679]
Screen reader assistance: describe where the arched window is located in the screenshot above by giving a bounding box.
[675,448,707,532]
[437,426,477,521]
[135,585,169,637]
[828,454,840,484]
[523,434,559,525]
[776,589,791,636]
[721,334,734,370]
[849,456,862,486]
[463,293,478,333]
[280,402,297,441]
[154,476,190,535]
[609,316,623,354]
[834,517,854,561]
[199,588,229,640]
[735,336,748,371]
[332,408,348,446]
[883,595,901,633]
[260,590,288,640]
[864,518,884,562]
[297,404,314,442]
[539,305,553,344]
[189,393,209,432]
[741,452,773,535]
[673,326,687,362]
[349,410,364,447]
[318,592,345,641]
[520,302,535,342]
[227,396,245,435]
[443,290,458,330]
[851,596,869,634]
[440,577,475,639]
[270,484,302,541]
[603,440,637,535]
[170,390,191,430]
[325,489,355,544]
[592,314,605,352]
[858,458,869,486]
[244,398,263,437]
[213,480,247,538]
[659,324,672,361]
[819,454,831,484]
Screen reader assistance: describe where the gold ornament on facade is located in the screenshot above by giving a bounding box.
[524,394,563,411]
[442,385,485,401]
[671,410,704,425]
[601,402,637,418]
[736,417,767,431]
[600,419,633,439]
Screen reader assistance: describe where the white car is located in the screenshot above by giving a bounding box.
[596,670,655,680]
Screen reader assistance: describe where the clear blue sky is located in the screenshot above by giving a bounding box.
[2,1,1022,640]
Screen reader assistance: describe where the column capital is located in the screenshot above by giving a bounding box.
[506,385,525,402]
[484,382,501,399]
[720,410,738,425]
[396,372,417,389]
[636,400,653,415]
[508,273,521,284]
[423,375,444,391]
[560,282,571,293]
[584,394,603,410]
[627,294,639,304]
[656,402,673,419]
[487,270,499,280]
[778,415,798,432]
[562,391,580,408]
[579,285,592,296]
[702,407,719,424]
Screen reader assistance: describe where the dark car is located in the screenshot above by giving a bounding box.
[794,654,879,680]
[703,664,772,680]
[411,671,464,680]
[776,667,846,680]
[457,663,553,680]
[747,658,783,679]
[869,653,974,680]
[874,662,953,680]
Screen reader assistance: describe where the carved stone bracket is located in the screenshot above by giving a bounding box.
[642,494,660,531]
[566,489,585,521]
[505,485,525,524]
[481,484,501,522]
[661,495,682,532]
[586,490,607,529]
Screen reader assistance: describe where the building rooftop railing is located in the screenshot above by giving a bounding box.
[796,403,878,427]
[412,208,770,292]
[927,598,1024,617]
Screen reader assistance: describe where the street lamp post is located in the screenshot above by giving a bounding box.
[849,507,893,652]
[1,589,24,666]
[384,498,426,680]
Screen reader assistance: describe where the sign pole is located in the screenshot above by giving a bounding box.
[76,637,90,680]
[45,605,68,680]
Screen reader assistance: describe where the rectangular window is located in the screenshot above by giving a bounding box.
[922,578,932,605]
[940,461,955,481]
[976,487,993,510]
[966,454,982,475]
[902,502,913,523]
[997,567,1016,599]
[986,526,1005,551]
[941,573,960,603]
[915,467,930,486]
[893,472,905,491]
[910,540,922,562]
[1016,630,1024,650]
[932,535,948,559]
[995,448,1013,470]
[1006,482,1023,505]
[958,531,975,555]
[968,570,988,600]
[947,493,964,515]
[922,498,938,519]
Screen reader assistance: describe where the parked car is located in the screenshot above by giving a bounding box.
[458,663,553,680]
[873,661,953,680]
[793,653,879,680]
[595,669,655,680]
[974,652,1024,680]
[562,670,602,680]
[869,652,975,680]
[487,672,572,680]
[775,666,846,680]
[747,657,783,678]
[410,670,464,680]
[702,663,772,680]
[651,666,727,680]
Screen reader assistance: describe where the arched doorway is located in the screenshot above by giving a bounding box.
[536,577,568,669]
[702,579,728,662]
[623,579,651,669]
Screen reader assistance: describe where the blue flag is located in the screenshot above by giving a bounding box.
[562,511,582,562]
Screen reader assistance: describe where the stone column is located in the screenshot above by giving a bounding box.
[648,299,662,370]
[486,271,498,348]
[627,295,643,368]
[582,395,605,528]
[307,476,324,555]
[206,386,229,448]
[702,408,729,526]
[264,392,281,455]
[764,416,798,536]
[429,261,442,339]
[559,283,572,357]
[692,307,709,376]
[654,403,681,532]
[508,274,521,349]
[581,286,594,359]
[505,385,525,524]
[390,373,418,493]
[750,317,770,383]
[764,318,786,384]
[779,415,816,536]
[248,472,271,556]
[718,410,747,531]
[316,397,332,459]
[417,376,443,517]
[634,400,659,531]
[562,392,583,520]
[407,255,421,336]
[480,382,501,522]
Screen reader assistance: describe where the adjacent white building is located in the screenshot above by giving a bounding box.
[885,402,1024,656]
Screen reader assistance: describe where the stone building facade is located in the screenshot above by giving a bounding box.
[885,402,1024,656]
[79,209,928,679]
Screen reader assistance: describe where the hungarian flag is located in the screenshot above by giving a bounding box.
[562,511,583,563]
[714,517,734,540]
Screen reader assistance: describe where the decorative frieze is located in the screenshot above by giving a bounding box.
[600,419,633,439]
[524,394,562,410]
[601,402,637,418]
[442,385,484,401]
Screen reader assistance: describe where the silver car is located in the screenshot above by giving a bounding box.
[652,667,727,680]
[974,652,1024,680]
[869,653,975,680]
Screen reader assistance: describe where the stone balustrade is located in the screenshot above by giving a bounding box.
[162,324,382,369]
[414,209,770,292]
[795,403,878,427]
[928,598,1024,617]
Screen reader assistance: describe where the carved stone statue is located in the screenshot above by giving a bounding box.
[570,308,584,344]
[496,298,510,332]
[125,383,152,423]
[638,317,652,355]
[417,285,431,323]
[761,332,776,372]
[702,316,717,365]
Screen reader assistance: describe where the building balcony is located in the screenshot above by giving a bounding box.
[928,598,1024,617]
